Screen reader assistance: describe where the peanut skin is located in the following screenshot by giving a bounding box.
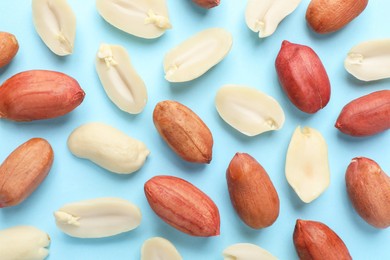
[153,100,213,164]
[192,0,220,9]
[335,90,390,137]
[275,40,331,114]
[0,70,85,121]
[293,219,352,260]
[144,175,220,237]
[346,157,390,229]
[306,0,368,34]
[226,153,280,229]
[0,138,54,208]
[0,32,19,68]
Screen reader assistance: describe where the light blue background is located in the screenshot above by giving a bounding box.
[1,1,389,259]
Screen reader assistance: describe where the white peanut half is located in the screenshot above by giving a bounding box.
[245,0,301,38]
[164,28,233,82]
[96,43,148,114]
[285,126,330,203]
[344,39,390,81]
[215,84,285,136]
[141,237,182,260]
[96,0,171,39]
[0,226,50,260]
[54,197,141,238]
[223,243,278,260]
[67,122,150,174]
[32,0,76,56]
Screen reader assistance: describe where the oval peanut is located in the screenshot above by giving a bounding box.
[153,100,213,164]
[192,0,220,9]
[0,226,50,260]
[344,39,390,81]
[335,90,390,137]
[275,40,331,114]
[306,0,368,34]
[164,28,232,82]
[226,153,280,229]
[0,31,19,68]
[0,70,85,121]
[96,43,148,114]
[141,237,182,260]
[144,175,220,237]
[245,0,301,38]
[293,219,352,259]
[67,122,150,174]
[54,197,142,238]
[223,243,278,260]
[96,0,171,39]
[286,126,330,203]
[215,84,285,136]
[32,0,76,56]
[0,138,54,208]
[345,157,390,229]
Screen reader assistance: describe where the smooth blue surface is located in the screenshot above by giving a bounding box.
[1,1,389,259]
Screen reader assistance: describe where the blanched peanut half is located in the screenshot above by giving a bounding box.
[215,84,285,136]
[141,237,182,260]
[286,126,330,203]
[54,197,141,238]
[223,243,278,260]
[32,0,76,56]
[344,39,390,81]
[164,28,233,82]
[0,226,50,260]
[96,0,171,39]
[246,0,301,38]
[67,122,150,174]
[96,44,147,114]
